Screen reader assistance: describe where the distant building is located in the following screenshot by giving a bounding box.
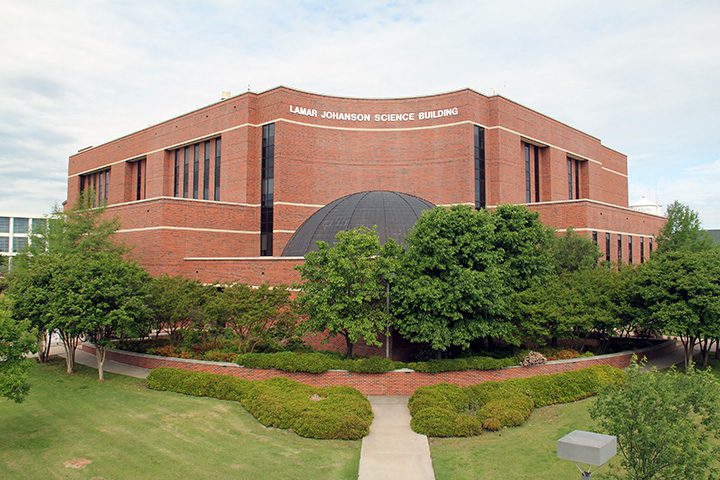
[707,229,720,244]
[630,196,663,216]
[0,213,48,270]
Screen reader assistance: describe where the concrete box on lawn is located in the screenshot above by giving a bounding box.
[557,430,617,466]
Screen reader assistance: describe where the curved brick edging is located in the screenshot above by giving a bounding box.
[80,340,678,396]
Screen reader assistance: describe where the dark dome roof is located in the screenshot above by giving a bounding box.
[282,191,435,256]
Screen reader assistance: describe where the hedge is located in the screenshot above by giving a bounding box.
[235,351,518,374]
[409,365,625,437]
[146,368,373,440]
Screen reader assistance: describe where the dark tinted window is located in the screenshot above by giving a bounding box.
[261,124,275,256]
[0,236,8,252]
[474,126,486,209]
[13,218,29,233]
[0,217,9,233]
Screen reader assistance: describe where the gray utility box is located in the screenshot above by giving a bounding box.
[557,430,617,466]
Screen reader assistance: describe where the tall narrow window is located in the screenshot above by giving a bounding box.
[260,124,275,256]
[203,141,210,200]
[524,144,531,203]
[649,238,653,255]
[214,138,221,201]
[533,145,540,202]
[628,236,633,264]
[640,237,645,263]
[104,169,110,203]
[79,168,110,206]
[183,146,189,198]
[605,233,611,264]
[174,150,180,197]
[577,160,582,199]
[135,161,141,201]
[592,231,598,245]
[474,126,486,209]
[192,144,199,199]
[567,158,574,199]
[617,234,622,264]
[98,169,104,205]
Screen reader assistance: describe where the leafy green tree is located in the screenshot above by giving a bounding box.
[0,297,36,402]
[656,201,714,254]
[203,284,294,353]
[634,250,720,367]
[69,253,151,380]
[550,227,601,273]
[9,196,135,375]
[295,226,400,358]
[591,360,720,480]
[149,275,209,344]
[393,205,553,353]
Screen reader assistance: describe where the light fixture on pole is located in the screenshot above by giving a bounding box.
[557,430,616,479]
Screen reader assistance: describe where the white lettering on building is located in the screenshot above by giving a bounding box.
[288,105,459,123]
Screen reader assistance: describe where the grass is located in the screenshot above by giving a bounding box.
[0,359,360,480]
[430,398,621,480]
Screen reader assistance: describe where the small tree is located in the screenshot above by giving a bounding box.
[203,284,293,353]
[591,360,720,480]
[0,298,36,402]
[550,227,601,273]
[149,275,208,343]
[634,250,720,368]
[72,253,151,380]
[295,226,398,358]
[656,200,714,254]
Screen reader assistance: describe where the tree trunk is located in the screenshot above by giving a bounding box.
[699,338,710,368]
[36,330,50,363]
[60,332,79,374]
[42,331,52,362]
[681,336,695,369]
[344,333,354,359]
[97,345,106,381]
[716,338,720,360]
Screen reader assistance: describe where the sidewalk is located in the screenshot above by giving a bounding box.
[358,396,435,480]
[57,346,150,379]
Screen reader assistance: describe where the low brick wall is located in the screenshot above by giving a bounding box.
[81,340,678,396]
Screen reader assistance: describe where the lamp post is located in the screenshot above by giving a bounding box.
[384,277,392,358]
[557,430,617,479]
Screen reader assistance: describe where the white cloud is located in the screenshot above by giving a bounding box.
[0,0,718,224]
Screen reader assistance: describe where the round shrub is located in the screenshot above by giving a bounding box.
[345,356,397,373]
[408,383,469,416]
[476,395,534,428]
[293,409,370,440]
[411,407,482,437]
[481,417,502,431]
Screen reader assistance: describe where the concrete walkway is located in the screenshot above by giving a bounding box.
[358,396,435,480]
[57,347,150,379]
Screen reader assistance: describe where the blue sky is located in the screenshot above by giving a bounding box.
[1,0,719,226]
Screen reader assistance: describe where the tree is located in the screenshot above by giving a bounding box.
[591,360,720,480]
[295,226,399,358]
[634,250,720,368]
[9,196,130,374]
[70,253,151,380]
[0,297,36,402]
[203,284,293,353]
[149,275,209,343]
[656,201,714,254]
[393,205,554,353]
[550,227,601,273]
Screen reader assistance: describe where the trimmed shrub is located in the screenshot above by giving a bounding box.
[408,365,625,437]
[411,407,483,437]
[407,356,517,373]
[345,356,397,373]
[146,368,372,440]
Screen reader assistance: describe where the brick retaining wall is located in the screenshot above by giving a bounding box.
[81,340,678,396]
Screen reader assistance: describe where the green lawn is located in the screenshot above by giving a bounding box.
[430,398,620,480]
[0,359,360,480]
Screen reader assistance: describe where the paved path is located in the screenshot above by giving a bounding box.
[358,396,435,480]
[58,347,150,379]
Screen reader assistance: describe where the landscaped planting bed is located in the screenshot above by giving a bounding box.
[408,365,625,437]
[146,368,374,439]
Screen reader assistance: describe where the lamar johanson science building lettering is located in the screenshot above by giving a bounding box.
[66,86,665,286]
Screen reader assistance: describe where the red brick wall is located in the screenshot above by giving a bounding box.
[81,340,677,396]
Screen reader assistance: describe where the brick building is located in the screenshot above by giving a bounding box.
[66,86,665,285]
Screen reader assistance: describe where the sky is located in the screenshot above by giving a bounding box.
[1,1,719,226]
